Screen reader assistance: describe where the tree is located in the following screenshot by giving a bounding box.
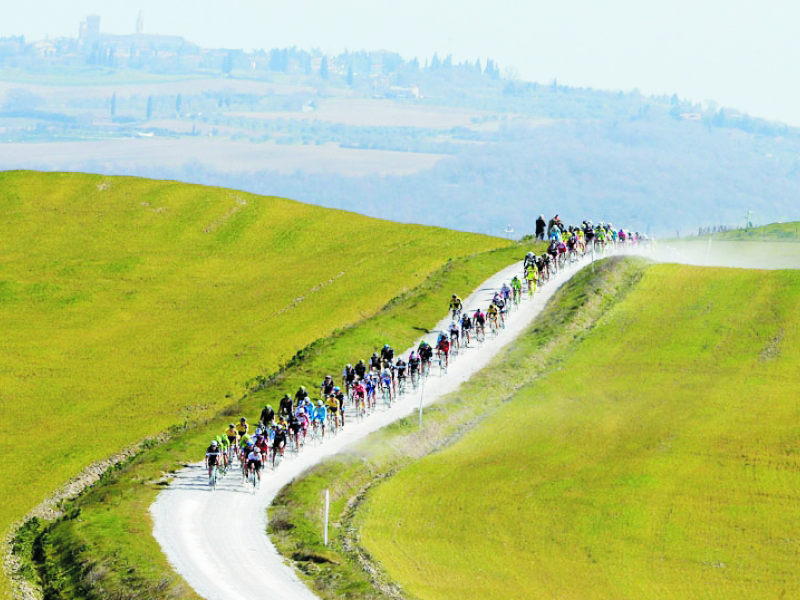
[475,58,482,73]
[110,92,116,117]
[146,95,153,120]
[430,52,441,69]
[320,56,329,79]
[175,93,182,116]
[346,66,354,86]
[222,51,233,75]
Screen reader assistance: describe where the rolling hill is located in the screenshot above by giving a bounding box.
[0,170,512,597]
[360,261,800,599]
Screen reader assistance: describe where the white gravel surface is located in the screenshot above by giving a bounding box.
[151,256,591,600]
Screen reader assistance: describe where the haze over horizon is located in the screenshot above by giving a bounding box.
[2,0,799,128]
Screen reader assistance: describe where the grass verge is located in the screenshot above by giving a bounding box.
[10,238,538,599]
[267,256,648,598]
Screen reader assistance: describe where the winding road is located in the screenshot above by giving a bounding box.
[151,256,592,600]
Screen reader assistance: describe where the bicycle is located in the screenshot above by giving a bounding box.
[475,324,485,346]
[438,350,448,375]
[398,375,407,396]
[381,383,393,409]
[421,358,431,378]
[208,464,218,490]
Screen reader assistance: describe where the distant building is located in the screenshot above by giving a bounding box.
[79,15,101,44]
[680,113,702,122]
[77,14,186,54]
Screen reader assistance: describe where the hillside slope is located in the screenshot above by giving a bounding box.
[0,171,510,564]
[361,263,800,599]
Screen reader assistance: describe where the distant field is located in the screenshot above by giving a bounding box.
[361,264,800,599]
[0,139,446,176]
[0,73,317,100]
[228,98,508,129]
[0,170,509,573]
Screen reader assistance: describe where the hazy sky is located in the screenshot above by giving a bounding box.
[3,0,799,126]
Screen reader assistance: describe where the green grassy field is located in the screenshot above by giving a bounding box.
[360,264,800,600]
[0,171,512,597]
[710,221,800,242]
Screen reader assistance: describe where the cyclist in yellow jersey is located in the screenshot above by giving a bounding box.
[235,417,248,438]
[525,265,539,295]
[449,293,463,319]
[225,424,238,442]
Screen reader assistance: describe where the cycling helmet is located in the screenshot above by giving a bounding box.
[240,417,247,422]
[229,423,235,428]
[358,359,365,364]
[211,440,218,447]
[266,405,272,410]
[347,363,352,368]
[325,374,332,379]
[384,344,390,349]
[334,386,340,392]
[247,440,254,446]
[283,393,290,399]
[318,400,323,407]
[372,352,378,357]
[526,251,534,258]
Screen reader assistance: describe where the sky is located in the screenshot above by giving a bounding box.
[2,0,799,127]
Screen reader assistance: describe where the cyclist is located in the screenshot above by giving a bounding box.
[216,434,229,471]
[380,366,394,401]
[255,433,270,463]
[547,238,559,273]
[395,357,408,391]
[320,374,335,399]
[501,282,511,303]
[333,386,346,427]
[541,252,553,280]
[295,405,310,440]
[460,312,472,346]
[225,423,239,449]
[354,359,367,380]
[325,391,339,429]
[369,351,381,372]
[510,276,522,303]
[408,352,421,385]
[205,440,221,481]
[239,434,252,465]
[436,331,450,368]
[487,303,499,332]
[524,251,537,272]
[352,378,367,415]
[473,308,486,339]
[449,293,463,319]
[525,262,539,295]
[312,400,327,440]
[294,386,309,407]
[271,423,287,465]
[493,294,506,325]
[259,404,275,429]
[418,340,433,374]
[380,344,394,368]
[449,320,460,351]
[235,417,249,439]
[246,442,263,484]
[278,393,293,418]
[365,370,377,409]
[342,363,356,396]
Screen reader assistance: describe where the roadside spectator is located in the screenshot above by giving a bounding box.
[535,215,546,240]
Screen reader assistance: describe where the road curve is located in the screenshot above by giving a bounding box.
[151,256,591,600]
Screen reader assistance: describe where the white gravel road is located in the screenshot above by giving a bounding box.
[151,255,592,600]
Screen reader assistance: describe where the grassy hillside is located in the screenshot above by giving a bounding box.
[361,264,800,599]
[711,221,800,242]
[0,171,510,586]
